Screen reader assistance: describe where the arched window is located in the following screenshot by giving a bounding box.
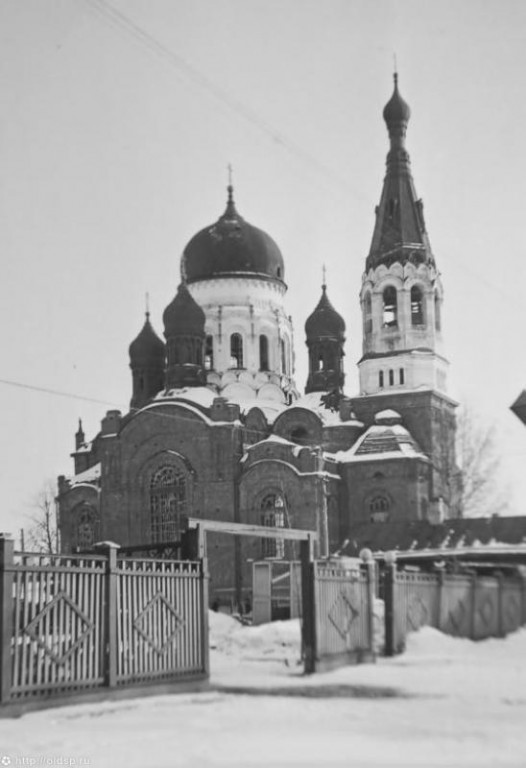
[230,333,243,368]
[379,370,384,388]
[389,369,394,386]
[369,495,390,523]
[382,287,397,328]
[76,504,100,551]
[205,335,214,370]
[259,335,269,371]
[281,339,287,374]
[411,286,424,325]
[435,293,441,331]
[261,493,285,559]
[364,293,372,334]
[399,368,405,385]
[150,466,187,543]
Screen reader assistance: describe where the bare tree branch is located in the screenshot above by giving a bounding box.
[24,480,60,553]
[456,405,509,517]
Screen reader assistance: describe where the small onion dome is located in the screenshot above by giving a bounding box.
[180,186,285,285]
[305,285,345,340]
[129,313,165,366]
[163,282,205,338]
[383,73,411,126]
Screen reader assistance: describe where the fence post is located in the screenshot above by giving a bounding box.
[361,549,376,658]
[497,573,504,638]
[200,554,210,676]
[436,570,445,631]
[470,573,477,640]
[383,551,396,657]
[94,542,120,688]
[300,535,316,674]
[0,535,14,703]
[181,526,205,561]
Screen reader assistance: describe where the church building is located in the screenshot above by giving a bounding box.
[57,76,461,605]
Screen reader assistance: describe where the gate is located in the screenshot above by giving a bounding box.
[302,554,376,673]
[252,561,302,625]
[0,536,209,707]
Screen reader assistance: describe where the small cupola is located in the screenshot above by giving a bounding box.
[305,277,346,395]
[129,312,165,410]
[129,312,165,367]
[163,283,206,389]
[382,73,411,131]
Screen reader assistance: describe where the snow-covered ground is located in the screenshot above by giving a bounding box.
[2,613,526,767]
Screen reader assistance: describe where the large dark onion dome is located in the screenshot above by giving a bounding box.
[129,312,165,410]
[180,186,285,285]
[305,282,346,395]
[163,282,206,389]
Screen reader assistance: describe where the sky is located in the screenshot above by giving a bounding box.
[2,0,526,537]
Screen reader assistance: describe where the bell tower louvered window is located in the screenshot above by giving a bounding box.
[382,287,397,328]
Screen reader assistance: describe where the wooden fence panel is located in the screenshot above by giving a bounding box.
[437,575,472,637]
[308,561,374,672]
[472,577,499,640]
[10,553,106,700]
[393,573,440,651]
[0,538,208,706]
[385,568,526,654]
[116,558,207,685]
[501,580,524,635]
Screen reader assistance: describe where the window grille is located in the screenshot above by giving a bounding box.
[150,466,187,543]
[76,505,99,550]
[261,493,285,559]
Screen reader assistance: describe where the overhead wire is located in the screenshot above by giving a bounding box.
[78,0,526,317]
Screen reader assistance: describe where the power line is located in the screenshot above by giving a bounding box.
[82,0,352,195]
[0,378,122,409]
[70,0,526,315]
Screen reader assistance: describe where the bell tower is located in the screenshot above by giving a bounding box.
[358,73,447,397]
[352,75,460,520]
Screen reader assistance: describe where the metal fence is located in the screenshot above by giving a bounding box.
[0,536,208,706]
[384,565,526,655]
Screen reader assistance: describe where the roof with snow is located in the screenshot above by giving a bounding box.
[339,517,526,562]
[292,391,362,428]
[335,421,426,463]
[68,462,101,487]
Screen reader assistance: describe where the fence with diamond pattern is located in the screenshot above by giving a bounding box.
[0,536,208,706]
[384,565,526,655]
[302,554,376,673]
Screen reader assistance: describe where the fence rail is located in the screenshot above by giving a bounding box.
[0,537,209,707]
[384,564,526,655]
